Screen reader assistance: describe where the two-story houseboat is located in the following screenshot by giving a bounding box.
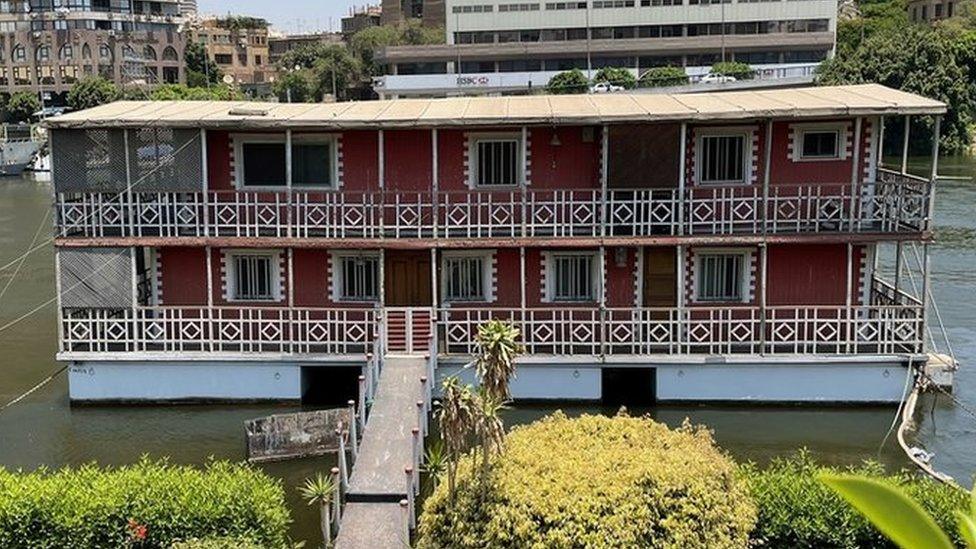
[48,84,945,403]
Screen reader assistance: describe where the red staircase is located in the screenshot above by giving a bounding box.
[384,308,432,354]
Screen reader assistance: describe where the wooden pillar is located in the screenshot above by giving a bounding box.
[894,241,903,293]
[201,128,210,236]
[378,129,385,189]
[285,129,293,187]
[379,248,386,307]
[761,119,773,234]
[519,247,526,309]
[848,117,863,232]
[287,248,294,308]
[600,124,609,237]
[598,245,607,357]
[431,128,438,239]
[877,115,885,170]
[123,129,134,236]
[635,246,645,307]
[430,248,438,310]
[520,126,528,186]
[901,115,910,175]
[676,245,686,351]
[677,123,687,235]
[845,242,854,353]
[759,243,767,355]
[205,246,214,307]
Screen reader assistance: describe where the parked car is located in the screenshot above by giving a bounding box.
[700,73,737,84]
[589,82,625,94]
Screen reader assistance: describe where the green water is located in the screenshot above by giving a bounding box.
[1,162,974,543]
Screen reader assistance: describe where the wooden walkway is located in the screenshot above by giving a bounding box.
[335,356,427,549]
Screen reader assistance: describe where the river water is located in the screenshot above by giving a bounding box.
[0,162,973,543]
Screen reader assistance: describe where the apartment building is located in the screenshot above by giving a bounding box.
[190,17,271,85]
[342,5,383,37]
[48,84,943,404]
[373,0,837,97]
[908,0,955,22]
[0,0,184,101]
[380,0,446,27]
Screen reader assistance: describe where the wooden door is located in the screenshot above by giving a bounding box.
[643,247,677,307]
[384,251,432,306]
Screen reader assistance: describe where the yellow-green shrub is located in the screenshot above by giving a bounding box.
[418,412,756,549]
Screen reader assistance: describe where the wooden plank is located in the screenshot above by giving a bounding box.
[334,502,406,549]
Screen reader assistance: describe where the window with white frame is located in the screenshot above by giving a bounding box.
[799,130,840,159]
[549,253,596,301]
[698,133,747,184]
[337,255,379,301]
[231,254,276,301]
[696,253,746,302]
[236,135,336,188]
[473,137,521,187]
[443,255,487,302]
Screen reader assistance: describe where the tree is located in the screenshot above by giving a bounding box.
[593,67,638,89]
[275,44,362,102]
[66,77,121,111]
[639,66,689,87]
[149,83,243,101]
[711,61,755,80]
[6,91,39,122]
[348,22,445,77]
[299,473,336,547]
[817,24,975,153]
[546,69,590,94]
[184,40,222,87]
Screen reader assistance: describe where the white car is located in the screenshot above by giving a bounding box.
[589,82,625,94]
[700,73,737,84]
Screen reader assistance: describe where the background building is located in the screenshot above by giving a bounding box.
[268,32,344,66]
[908,0,955,22]
[374,0,836,97]
[180,0,199,18]
[0,0,185,103]
[190,16,272,87]
[380,0,446,27]
[342,5,383,37]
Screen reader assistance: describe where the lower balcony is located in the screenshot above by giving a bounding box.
[58,302,924,360]
[54,170,930,241]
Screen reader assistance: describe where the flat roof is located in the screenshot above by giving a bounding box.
[45,84,945,130]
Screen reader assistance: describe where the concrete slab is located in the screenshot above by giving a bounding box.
[334,502,409,549]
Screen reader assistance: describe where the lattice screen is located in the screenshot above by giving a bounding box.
[59,248,133,308]
[52,128,202,193]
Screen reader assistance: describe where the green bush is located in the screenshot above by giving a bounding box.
[170,537,266,549]
[0,458,292,549]
[6,91,39,123]
[418,413,756,548]
[710,61,755,80]
[546,69,590,94]
[639,66,689,87]
[741,451,968,548]
[593,67,637,89]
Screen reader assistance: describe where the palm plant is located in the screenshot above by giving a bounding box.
[471,388,508,479]
[423,438,447,490]
[437,376,476,497]
[299,473,336,548]
[474,319,523,401]
[821,473,976,549]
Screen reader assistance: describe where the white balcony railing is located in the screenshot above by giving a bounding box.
[55,173,930,240]
[438,305,925,357]
[59,303,924,358]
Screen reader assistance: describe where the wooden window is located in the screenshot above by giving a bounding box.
[697,253,745,302]
[698,133,747,184]
[474,138,520,187]
[800,130,839,159]
[339,255,379,301]
[551,254,595,301]
[444,256,485,301]
[237,135,336,189]
[232,254,274,301]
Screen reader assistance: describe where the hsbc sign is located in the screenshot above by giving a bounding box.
[456,75,492,86]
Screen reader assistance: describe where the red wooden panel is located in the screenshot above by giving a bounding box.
[767,244,849,306]
[385,129,432,192]
[159,246,207,305]
[207,130,233,191]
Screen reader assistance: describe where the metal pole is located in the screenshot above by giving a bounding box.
[761,119,772,234]
[927,115,941,231]
[431,128,438,239]
[877,115,885,170]
[921,242,931,352]
[430,248,438,310]
[378,129,385,190]
[846,242,854,354]
[759,243,767,355]
[599,245,607,358]
[201,128,210,236]
[348,400,359,460]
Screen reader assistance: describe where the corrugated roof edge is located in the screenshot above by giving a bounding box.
[42,84,947,130]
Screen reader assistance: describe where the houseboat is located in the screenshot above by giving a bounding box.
[48,84,945,404]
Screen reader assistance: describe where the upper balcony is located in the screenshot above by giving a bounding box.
[47,85,945,245]
[55,171,930,241]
